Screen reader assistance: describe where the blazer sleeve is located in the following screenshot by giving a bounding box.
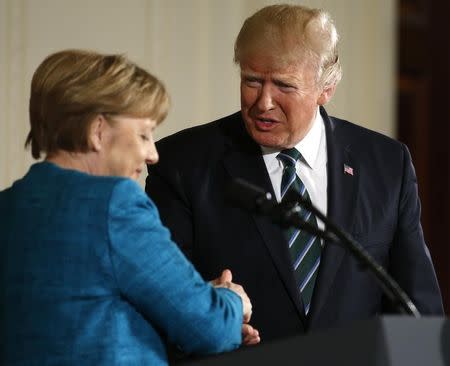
[388,144,443,314]
[106,179,243,354]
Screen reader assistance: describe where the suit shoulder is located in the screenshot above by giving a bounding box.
[155,112,242,152]
[330,115,405,152]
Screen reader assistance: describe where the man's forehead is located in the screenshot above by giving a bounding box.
[240,60,314,81]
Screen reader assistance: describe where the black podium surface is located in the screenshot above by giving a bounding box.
[179,316,450,366]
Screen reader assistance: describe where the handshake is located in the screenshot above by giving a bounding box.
[211,269,261,346]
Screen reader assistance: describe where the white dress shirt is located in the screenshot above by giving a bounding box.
[261,108,328,230]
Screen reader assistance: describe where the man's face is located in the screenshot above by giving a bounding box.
[240,57,328,149]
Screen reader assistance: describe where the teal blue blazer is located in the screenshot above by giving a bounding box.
[0,162,243,365]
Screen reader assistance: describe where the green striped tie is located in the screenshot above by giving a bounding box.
[278,148,322,315]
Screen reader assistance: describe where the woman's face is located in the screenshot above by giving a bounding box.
[99,115,159,180]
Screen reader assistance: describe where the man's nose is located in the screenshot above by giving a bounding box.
[255,85,275,112]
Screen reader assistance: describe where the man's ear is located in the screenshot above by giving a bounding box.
[317,84,336,106]
[88,114,108,152]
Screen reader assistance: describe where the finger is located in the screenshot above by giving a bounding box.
[241,324,258,337]
[242,325,260,345]
[243,333,260,345]
[210,269,232,286]
[243,308,252,323]
[221,269,232,283]
[243,314,251,323]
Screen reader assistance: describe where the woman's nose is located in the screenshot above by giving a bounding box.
[145,142,159,165]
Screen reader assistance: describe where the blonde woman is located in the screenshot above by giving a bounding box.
[0,49,259,366]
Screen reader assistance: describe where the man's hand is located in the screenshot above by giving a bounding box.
[211,269,260,345]
[211,269,253,323]
[210,268,233,286]
[242,323,260,345]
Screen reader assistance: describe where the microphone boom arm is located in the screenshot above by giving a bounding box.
[230,178,420,317]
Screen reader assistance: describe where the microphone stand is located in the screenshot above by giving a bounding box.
[231,178,420,318]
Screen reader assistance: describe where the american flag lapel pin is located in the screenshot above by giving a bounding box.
[344,164,354,176]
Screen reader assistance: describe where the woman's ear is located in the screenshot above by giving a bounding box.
[317,84,336,106]
[88,114,108,152]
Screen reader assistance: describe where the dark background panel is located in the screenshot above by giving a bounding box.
[397,0,450,314]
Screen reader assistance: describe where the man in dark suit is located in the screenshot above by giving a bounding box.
[146,4,443,342]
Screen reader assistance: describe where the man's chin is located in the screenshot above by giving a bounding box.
[242,120,287,148]
[248,131,287,149]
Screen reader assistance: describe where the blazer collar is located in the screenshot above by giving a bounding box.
[221,113,307,328]
[308,107,360,325]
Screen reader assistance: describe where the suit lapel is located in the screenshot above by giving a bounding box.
[309,108,360,324]
[221,116,307,327]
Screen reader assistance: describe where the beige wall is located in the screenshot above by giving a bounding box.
[0,0,396,189]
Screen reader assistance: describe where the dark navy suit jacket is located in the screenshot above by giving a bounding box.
[146,108,443,342]
[0,162,243,365]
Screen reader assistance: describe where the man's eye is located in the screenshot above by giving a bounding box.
[141,135,149,141]
[280,85,296,92]
[276,82,296,91]
[243,78,261,87]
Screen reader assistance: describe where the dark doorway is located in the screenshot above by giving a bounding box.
[397,0,450,313]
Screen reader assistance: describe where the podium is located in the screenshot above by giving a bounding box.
[179,317,450,365]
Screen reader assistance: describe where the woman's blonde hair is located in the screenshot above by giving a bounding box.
[26,49,170,159]
[234,4,342,89]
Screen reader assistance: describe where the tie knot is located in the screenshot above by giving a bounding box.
[278,148,301,167]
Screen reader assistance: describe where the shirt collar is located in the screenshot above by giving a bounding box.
[296,107,324,169]
[260,107,325,170]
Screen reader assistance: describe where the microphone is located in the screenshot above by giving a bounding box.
[227,178,333,240]
[226,178,274,214]
[227,178,420,317]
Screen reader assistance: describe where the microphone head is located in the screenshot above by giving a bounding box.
[226,178,274,214]
[283,185,314,211]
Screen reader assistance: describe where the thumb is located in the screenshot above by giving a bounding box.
[210,269,233,286]
[220,269,232,283]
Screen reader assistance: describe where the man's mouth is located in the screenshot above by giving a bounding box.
[259,117,277,123]
[254,117,279,130]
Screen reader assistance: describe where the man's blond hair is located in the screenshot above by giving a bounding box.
[234,4,342,89]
